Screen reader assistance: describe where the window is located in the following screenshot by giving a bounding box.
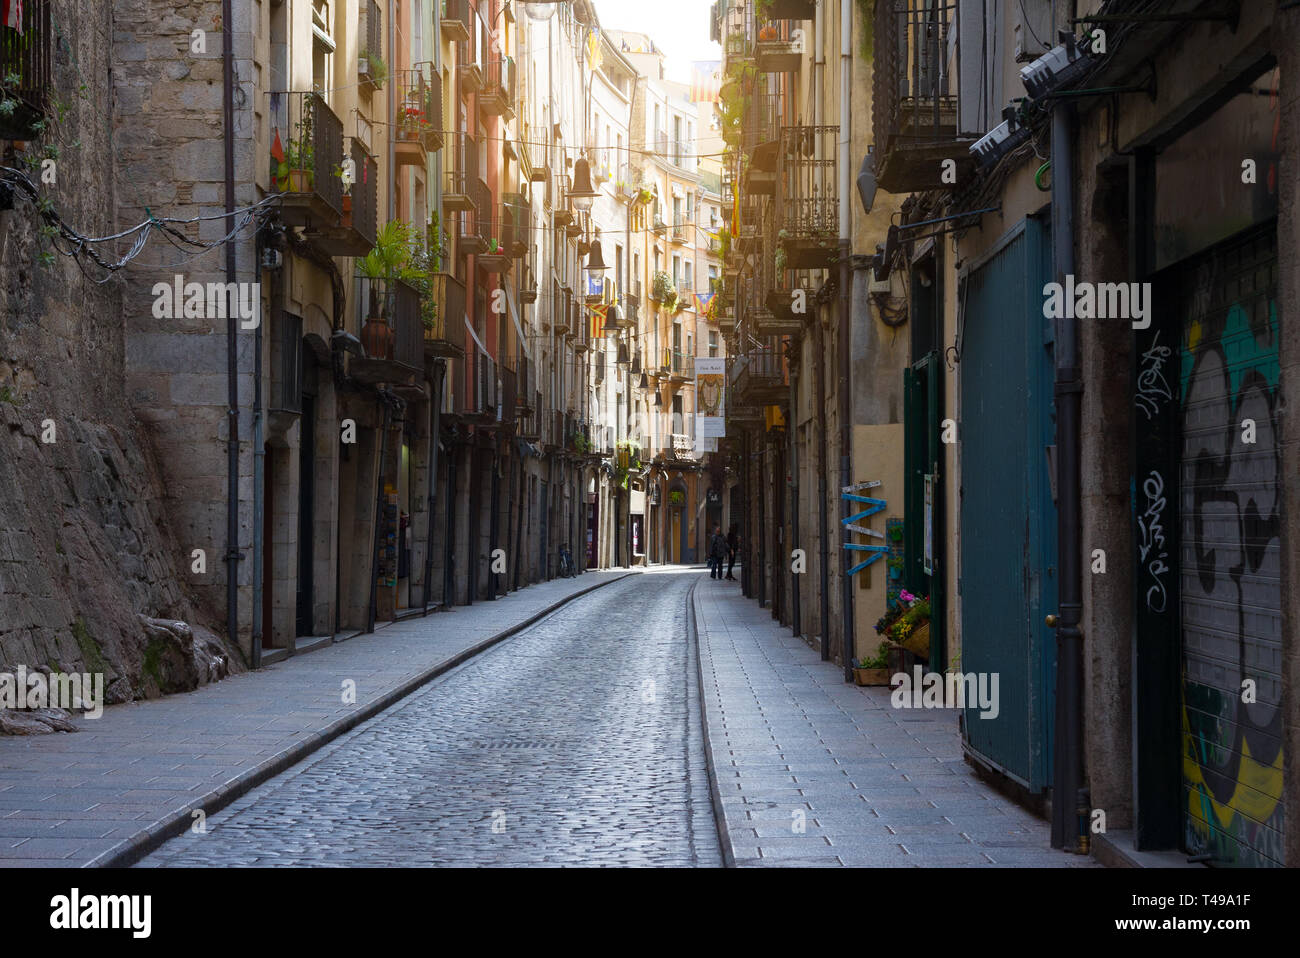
[684,261,692,293]
[672,255,680,288]
[708,332,718,357]
[312,1,335,95]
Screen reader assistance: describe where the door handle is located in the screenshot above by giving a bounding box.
[1045,613,1059,628]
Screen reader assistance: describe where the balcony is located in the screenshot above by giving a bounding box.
[271,92,377,255]
[873,0,972,193]
[777,125,838,269]
[480,56,516,119]
[394,65,443,168]
[424,272,467,359]
[353,277,424,393]
[0,0,51,141]
[443,132,478,213]
[499,364,517,426]
[467,353,499,423]
[359,1,383,96]
[476,197,522,273]
[742,74,782,186]
[670,214,691,245]
[459,178,492,257]
[755,21,802,73]
[730,343,786,406]
[769,0,816,18]
[553,170,575,227]
[441,0,471,44]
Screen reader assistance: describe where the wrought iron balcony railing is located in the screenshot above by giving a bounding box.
[395,64,443,155]
[441,0,471,43]
[481,56,516,118]
[872,0,970,192]
[776,124,838,269]
[424,272,467,359]
[0,0,51,140]
[353,277,423,388]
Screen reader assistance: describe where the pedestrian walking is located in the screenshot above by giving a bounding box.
[708,525,728,579]
[726,524,738,580]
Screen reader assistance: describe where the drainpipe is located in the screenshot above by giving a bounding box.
[838,0,854,681]
[422,358,446,613]
[366,396,393,633]
[813,0,829,659]
[443,436,458,604]
[489,438,501,599]
[1049,102,1085,852]
[251,224,267,667]
[789,363,800,637]
[221,0,244,663]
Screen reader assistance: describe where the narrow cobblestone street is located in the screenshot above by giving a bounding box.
[123,567,1091,868]
[138,570,720,867]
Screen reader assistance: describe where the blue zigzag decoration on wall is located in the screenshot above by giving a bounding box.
[841,480,887,576]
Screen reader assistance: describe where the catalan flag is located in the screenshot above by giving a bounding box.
[589,304,608,341]
[694,292,715,313]
[689,61,722,103]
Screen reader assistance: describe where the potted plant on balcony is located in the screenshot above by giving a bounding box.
[274,114,315,193]
[359,50,388,91]
[358,220,421,359]
[399,100,424,141]
[650,269,675,306]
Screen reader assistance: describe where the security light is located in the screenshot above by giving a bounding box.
[1020,31,1091,99]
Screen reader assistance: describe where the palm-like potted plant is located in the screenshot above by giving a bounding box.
[357,220,422,359]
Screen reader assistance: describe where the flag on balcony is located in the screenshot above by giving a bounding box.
[694,292,714,313]
[586,28,603,73]
[2,1,22,33]
[689,62,721,103]
[589,304,608,341]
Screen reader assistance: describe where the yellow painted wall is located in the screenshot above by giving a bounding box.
[850,422,905,663]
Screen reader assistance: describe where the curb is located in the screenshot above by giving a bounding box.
[86,570,639,869]
[688,578,737,868]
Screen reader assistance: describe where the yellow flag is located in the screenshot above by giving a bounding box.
[586,29,603,72]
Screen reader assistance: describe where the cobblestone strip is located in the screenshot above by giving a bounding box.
[692,579,1099,868]
[137,569,721,867]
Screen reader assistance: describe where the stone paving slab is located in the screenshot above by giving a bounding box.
[0,569,636,867]
[691,577,1099,869]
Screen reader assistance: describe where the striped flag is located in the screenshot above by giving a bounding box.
[2,1,23,33]
[689,61,722,103]
[589,304,608,341]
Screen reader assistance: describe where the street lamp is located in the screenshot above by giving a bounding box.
[521,0,567,21]
[568,155,599,212]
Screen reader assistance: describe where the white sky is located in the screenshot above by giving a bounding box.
[591,0,722,84]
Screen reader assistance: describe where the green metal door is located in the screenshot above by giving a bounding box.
[958,218,1057,791]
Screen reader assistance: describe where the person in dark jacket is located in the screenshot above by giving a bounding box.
[708,525,728,579]
[726,525,738,580]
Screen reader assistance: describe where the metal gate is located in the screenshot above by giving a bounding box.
[958,218,1057,791]
[1177,226,1283,867]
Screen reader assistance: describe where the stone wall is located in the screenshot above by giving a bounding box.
[0,0,242,714]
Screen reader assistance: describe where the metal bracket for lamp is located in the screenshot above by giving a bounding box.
[1036,60,1159,103]
[874,207,1000,281]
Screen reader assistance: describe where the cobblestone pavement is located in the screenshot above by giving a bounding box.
[138,569,720,867]
[694,580,1100,867]
[0,569,633,866]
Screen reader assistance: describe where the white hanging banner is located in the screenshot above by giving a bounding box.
[506,285,530,362]
[695,356,726,439]
[464,314,491,358]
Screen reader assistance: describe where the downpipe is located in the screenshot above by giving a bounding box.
[1049,102,1086,853]
[366,395,393,634]
[838,0,854,681]
[221,0,244,662]
[422,358,446,614]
